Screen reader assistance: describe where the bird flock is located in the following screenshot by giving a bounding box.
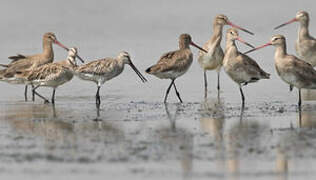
[1,11,316,113]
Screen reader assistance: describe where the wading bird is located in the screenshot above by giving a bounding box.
[198,14,254,98]
[274,11,316,91]
[75,51,147,105]
[16,47,82,104]
[223,28,270,105]
[0,32,72,101]
[146,33,207,103]
[244,35,316,110]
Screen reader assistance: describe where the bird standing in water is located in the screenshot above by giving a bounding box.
[198,14,254,98]
[245,35,316,111]
[15,47,82,104]
[223,28,270,105]
[75,51,147,105]
[146,33,207,103]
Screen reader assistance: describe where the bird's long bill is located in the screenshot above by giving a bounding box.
[75,55,85,63]
[236,37,255,48]
[190,42,208,53]
[274,18,297,30]
[54,40,85,63]
[227,21,254,35]
[244,42,272,54]
[130,62,147,83]
[54,40,69,51]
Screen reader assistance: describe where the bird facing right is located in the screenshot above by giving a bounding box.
[198,14,254,98]
[223,28,270,106]
[146,33,207,103]
[75,51,147,105]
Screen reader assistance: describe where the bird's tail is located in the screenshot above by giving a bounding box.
[0,64,8,68]
[145,65,159,74]
[145,66,153,74]
[261,71,270,79]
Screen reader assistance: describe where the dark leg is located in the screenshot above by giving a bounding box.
[204,71,207,98]
[239,86,245,105]
[217,71,220,91]
[298,108,302,128]
[24,85,28,102]
[96,86,101,105]
[173,81,183,103]
[51,88,56,104]
[164,80,174,103]
[32,84,35,101]
[298,88,302,111]
[239,103,245,122]
[32,85,49,103]
[52,103,57,118]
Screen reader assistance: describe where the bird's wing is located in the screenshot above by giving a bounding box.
[290,55,316,84]
[150,50,190,73]
[76,58,118,76]
[238,53,270,78]
[8,54,27,63]
[26,64,64,81]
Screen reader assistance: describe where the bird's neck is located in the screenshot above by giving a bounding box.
[43,40,54,60]
[225,39,238,57]
[67,57,77,68]
[211,23,223,45]
[179,42,190,50]
[298,20,310,40]
[274,44,287,59]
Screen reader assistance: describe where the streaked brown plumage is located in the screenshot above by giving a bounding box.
[223,28,270,105]
[75,51,147,105]
[146,33,207,103]
[0,32,70,101]
[16,48,78,104]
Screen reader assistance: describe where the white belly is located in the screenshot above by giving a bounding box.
[198,46,223,71]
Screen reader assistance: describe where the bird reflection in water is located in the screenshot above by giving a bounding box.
[199,98,225,176]
[227,105,269,178]
[298,106,316,128]
[159,103,194,179]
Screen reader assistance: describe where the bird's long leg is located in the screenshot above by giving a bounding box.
[164,80,174,103]
[51,88,56,104]
[298,88,302,112]
[239,103,245,122]
[173,81,183,103]
[96,86,101,105]
[217,70,220,91]
[204,70,208,99]
[32,85,49,103]
[31,84,35,101]
[24,85,28,102]
[239,86,245,105]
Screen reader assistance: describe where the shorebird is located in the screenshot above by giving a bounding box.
[244,35,316,110]
[274,11,316,66]
[146,33,207,103]
[0,32,72,101]
[274,11,316,91]
[198,14,254,98]
[16,48,80,104]
[75,51,147,105]
[223,28,270,105]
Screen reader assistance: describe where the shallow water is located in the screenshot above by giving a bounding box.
[1,0,316,179]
